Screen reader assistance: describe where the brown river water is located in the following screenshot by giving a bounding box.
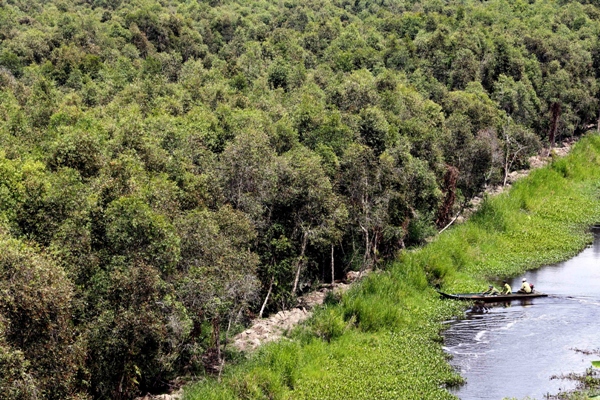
[443,227,600,400]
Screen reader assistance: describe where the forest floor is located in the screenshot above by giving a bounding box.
[231,281,353,352]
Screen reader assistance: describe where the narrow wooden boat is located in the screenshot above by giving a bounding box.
[437,291,548,302]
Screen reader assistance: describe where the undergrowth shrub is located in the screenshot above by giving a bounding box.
[183,380,235,400]
[229,366,289,399]
[406,214,438,247]
[322,290,341,306]
[310,307,349,342]
[0,234,85,399]
[470,196,508,232]
[258,342,300,390]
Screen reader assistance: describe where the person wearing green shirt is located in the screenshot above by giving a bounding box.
[501,281,512,294]
[482,285,500,295]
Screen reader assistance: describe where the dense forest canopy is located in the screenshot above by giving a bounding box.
[1,0,599,397]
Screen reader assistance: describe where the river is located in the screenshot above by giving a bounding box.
[443,227,600,400]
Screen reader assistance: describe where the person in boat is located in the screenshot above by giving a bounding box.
[518,278,532,293]
[482,285,500,295]
[501,280,512,295]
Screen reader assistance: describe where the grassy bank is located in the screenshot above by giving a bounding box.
[185,134,600,400]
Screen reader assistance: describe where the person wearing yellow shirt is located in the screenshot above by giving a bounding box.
[518,278,532,293]
[482,285,500,295]
[501,280,512,294]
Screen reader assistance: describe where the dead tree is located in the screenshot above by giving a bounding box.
[435,165,459,229]
[548,102,561,155]
[291,231,309,296]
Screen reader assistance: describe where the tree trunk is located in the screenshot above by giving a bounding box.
[372,229,379,265]
[359,223,370,274]
[330,244,335,285]
[504,146,526,186]
[435,165,459,228]
[259,276,274,318]
[364,227,369,265]
[597,102,600,133]
[220,311,237,380]
[548,102,561,155]
[291,232,308,295]
[503,127,511,187]
[211,316,221,374]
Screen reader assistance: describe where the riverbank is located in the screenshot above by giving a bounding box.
[227,141,574,356]
[184,134,600,400]
[444,228,600,399]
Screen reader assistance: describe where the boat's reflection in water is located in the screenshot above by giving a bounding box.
[468,298,537,313]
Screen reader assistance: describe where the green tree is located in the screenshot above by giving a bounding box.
[272,146,343,295]
[85,262,182,399]
[104,196,180,274]
[175,206,260,369]
[219,130,277,224]
[0,234,84,399]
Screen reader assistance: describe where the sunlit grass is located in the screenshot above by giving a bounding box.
[185,134,600,400]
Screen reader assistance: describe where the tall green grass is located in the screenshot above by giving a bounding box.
[185,134,600,400]
[423,136,600,289]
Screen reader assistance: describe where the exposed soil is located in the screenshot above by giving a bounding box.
[232,281,356,352]
[137,391,183,400]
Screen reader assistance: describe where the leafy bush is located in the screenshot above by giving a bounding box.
[0,234,85,399]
